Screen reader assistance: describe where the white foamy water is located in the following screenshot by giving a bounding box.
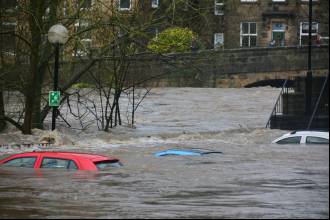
[1,87,282,149]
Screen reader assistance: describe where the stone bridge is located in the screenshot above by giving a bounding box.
[125,45,329,88]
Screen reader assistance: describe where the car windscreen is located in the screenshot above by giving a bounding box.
[94,160,123,170]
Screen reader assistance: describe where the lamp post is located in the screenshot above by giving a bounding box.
[305,0,313,116]
[48,24,68,131]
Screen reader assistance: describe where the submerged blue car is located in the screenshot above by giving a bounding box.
[154,148,223,157]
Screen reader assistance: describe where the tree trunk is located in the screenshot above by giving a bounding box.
[22,37,42,134]
[22,0,43,134]
[32,64,48,129]
[0,89,6,132]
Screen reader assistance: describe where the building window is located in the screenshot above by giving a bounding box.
[77,0,92,10]
[214,33,224,49]
[214,0,224,16]
[240,0,257,2]
[272,23,286,46]
[73,21,92,57]
[300,22,319,46]
[63,0,68,16]
[0,22,16,55]
[119,0,131,11]
[154,27,159,38]
[151,0,159,8]
[240,22,257,47]
[0,0,18,13]
[42,7,50,20]
[0,0,18,9]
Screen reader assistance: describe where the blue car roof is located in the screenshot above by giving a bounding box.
[154,149,223,157]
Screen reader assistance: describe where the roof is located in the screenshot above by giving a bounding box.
[154,148,223,157]
[272,131,329,143]
[289,131,329,137]
[9,151,116,161]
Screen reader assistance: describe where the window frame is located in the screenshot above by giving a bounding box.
[0,0,18,11]
[240,0,257,3]
[154,27,159,39]
[151,0,159,9]
[214,0,224,16]
[240,22,258,47]
[118,0,132,11]
[214,33,224,49]
[0,21,17,55]
[73,21,92,57]
[78,0,93,10]
[299,21,319,46]
[272,23,287,47]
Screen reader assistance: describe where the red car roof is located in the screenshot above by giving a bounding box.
[37,152,114,161]
[0,151,120,171]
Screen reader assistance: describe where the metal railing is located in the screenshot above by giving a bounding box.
[307,73,329,129]
[266,79,295,128]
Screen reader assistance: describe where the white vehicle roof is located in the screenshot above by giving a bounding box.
[288,130,329,137]
[272,130,329,144]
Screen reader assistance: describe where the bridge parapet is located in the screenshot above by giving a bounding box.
[124,45,329,88]
[66,45,329,88]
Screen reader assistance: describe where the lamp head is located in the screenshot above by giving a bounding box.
[48,24,69,44]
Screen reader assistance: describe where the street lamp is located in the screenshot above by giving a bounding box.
[48,24,68,131]
[306,0,313,116]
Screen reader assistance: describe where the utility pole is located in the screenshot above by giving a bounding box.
[305,0,313,116]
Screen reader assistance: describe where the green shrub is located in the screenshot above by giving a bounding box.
[147,27,198,54]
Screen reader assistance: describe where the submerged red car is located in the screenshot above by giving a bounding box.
[0,151,122,171]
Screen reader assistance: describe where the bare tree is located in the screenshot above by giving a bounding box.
[0,0,106,133]
[1,0,214,134]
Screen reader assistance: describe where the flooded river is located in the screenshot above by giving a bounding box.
[0,88,329,218]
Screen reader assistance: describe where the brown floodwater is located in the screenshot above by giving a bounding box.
[0,88,328,218]
[0,129,328,219]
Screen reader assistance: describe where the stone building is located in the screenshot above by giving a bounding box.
[140,0,329,50]
[0,0,329,55]
[223,0,329,49]
[137,0,329,50]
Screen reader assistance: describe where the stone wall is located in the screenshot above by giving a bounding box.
[121,45,329,88]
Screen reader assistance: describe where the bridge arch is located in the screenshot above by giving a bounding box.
[244,79,295,88]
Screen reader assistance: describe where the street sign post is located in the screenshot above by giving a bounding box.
[49,91,61,107]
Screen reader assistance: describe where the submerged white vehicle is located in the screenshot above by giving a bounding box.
[272,131,329,145]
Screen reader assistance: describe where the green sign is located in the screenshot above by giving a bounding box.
[49,91,61,107]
